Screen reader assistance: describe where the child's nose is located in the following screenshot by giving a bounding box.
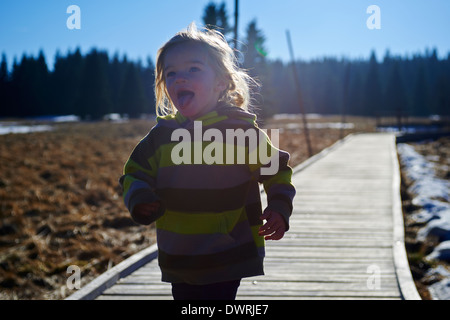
[175,72,188,83]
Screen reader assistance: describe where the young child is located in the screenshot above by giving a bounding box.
[119,23,295,300]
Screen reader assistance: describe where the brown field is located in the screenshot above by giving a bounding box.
[0,115,444,300]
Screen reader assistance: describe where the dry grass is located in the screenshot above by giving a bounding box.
[0,120,156,299]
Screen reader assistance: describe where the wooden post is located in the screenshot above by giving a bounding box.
[340,63,350,139]
[234,0,239,49]
[286,30,313,157]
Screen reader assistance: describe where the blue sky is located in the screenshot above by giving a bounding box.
[1,0,449,70]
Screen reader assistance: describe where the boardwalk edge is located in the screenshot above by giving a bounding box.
[291,133,357,176]
[391,135,422,300]
[65,243,158,300]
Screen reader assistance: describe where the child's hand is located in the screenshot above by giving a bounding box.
[132,202,161,225]
[258,209,287,240]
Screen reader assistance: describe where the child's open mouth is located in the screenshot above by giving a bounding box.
[177,90,195,109]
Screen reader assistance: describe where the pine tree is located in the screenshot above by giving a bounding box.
[10,52,49,117]
[434,74,449,117]
[141,57,156,115]
[364,51,383,120]
[51,48,84,115]
[202,2,230,35]
[412,64,429,117]
[385,61,407,124]
[77,49,112,119]
[203,2,217,28]
[108,53,126,114]
[348,68,363,116]
[35,50,50,115]
[243,20,267,70]
[243,20,274,119]
[119,62,146,118]
[0,53,10,116]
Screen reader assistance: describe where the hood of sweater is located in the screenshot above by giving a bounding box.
[156,102,258,129]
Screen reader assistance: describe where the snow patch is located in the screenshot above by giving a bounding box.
[0,123,53,135]
[397,142,450,299]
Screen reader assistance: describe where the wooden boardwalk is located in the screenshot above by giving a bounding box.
[68,133,420,300]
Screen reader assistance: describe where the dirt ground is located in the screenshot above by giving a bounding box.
[1,115,445,300]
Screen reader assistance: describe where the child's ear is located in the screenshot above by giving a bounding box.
[216,77,228,94]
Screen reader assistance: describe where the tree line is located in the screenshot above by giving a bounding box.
[264,49,450,119]
[0,49,154,119]
[0,2,449,120]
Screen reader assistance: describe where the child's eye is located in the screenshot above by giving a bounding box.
[189,67,201,73]
[166,71,175,78]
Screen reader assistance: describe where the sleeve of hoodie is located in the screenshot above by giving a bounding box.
[119,132,164,224]
[251,128,296,231]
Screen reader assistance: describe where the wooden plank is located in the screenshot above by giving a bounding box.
[120,274,399,285]
[238,281,400,293]
[102,284,400,298]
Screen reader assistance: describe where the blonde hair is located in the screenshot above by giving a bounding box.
[155,22,256,116]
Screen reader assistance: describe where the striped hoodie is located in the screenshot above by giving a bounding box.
[120,104,296,285]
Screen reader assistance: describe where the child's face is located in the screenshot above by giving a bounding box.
[164,42,226,120]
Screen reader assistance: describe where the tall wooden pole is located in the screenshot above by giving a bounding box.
[286,30,313,157]
[234,0,239,49]
[340,63,350,139]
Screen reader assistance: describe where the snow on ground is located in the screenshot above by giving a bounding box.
[31,115,81,122]
[397,142,450,300]
[272,113,323,120]
[273,123,354,134]
[0,115,82,135]
[271,113,354,130]
[0,123,53,135]
[0,114,131,135]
